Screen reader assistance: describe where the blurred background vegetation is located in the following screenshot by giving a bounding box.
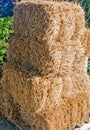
[0,17,13,77]
[0,0,90,78]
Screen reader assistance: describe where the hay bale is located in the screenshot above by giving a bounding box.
[13,1,85,40]
[8,2,76,75]
[14,1,76,41]
[13,0,61,39]
[7,1,86,75]
[13,1,75,40]
[1,63,90,130]
[1,63,63,121]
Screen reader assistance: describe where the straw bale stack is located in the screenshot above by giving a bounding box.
[1,63,90,130]
[8,1,77,75]
[0,1,90,130]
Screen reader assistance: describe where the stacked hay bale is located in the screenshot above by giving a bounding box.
[0,1,90,130]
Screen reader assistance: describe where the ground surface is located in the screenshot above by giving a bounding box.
[0,118,16,130]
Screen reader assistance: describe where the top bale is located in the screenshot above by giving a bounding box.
[7,1,86,75]
[13,1,76,41]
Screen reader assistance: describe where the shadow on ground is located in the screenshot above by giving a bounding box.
[0,117,16,130]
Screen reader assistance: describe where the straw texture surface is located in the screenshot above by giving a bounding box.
[1,63,90,130]
[0,1,90,130]
[8,1,77,75]
[81,29,90,57]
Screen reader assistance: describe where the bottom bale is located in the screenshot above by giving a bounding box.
[1,92,89,130]
[1,63,90,130]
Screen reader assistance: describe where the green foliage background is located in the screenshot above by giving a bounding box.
[0,17,13,77]
[0,0,90,77]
